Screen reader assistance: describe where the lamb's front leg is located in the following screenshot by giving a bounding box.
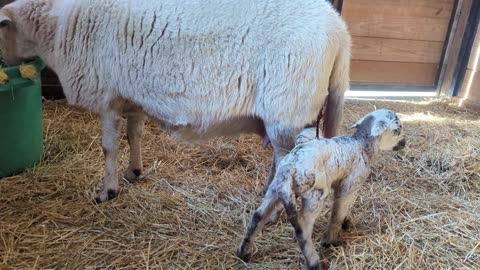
[321,189,358,248]
[124,113,147,181]
[95,110,121,203]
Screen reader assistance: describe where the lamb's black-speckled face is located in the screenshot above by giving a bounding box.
[352,109,406,151]
[377,110,406,151]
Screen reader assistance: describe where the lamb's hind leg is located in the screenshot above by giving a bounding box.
[124,113,147,181]
[237,191,281,262]
[282,191,324,270]
[95,109,122,203]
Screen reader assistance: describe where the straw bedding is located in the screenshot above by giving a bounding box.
[1,98,479,269]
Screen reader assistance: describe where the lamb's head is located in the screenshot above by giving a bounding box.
[0,1,40,66]
[352,109,406,151]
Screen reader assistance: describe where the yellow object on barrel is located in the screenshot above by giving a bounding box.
[0,63,37,85]
[19,64,37,80]
[0,69,8,84]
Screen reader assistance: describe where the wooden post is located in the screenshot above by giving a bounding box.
[437,0,474,96]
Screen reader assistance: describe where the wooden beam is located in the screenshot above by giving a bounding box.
[342,0,455,42]
[351,60,438,86]
[459,70,480,98]
[351,37,444,64]
[438,0,473,95]
[467,26,480,71]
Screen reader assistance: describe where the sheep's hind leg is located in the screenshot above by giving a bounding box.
[124,113,147,182]
[237,191,281,262]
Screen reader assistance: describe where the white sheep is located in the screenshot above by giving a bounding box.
[0,0,351,202]
[237,109,406,270]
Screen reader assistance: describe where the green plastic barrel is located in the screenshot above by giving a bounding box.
[0,58,46,178]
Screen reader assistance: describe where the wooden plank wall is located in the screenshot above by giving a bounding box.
[459,25,480,109]
[341,0,455,86]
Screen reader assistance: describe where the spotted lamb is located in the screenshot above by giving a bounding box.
[237,109,406,270]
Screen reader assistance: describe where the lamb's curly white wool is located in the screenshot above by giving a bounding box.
[238,109,406,270]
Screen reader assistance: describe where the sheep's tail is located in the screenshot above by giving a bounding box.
[320,41,351,139]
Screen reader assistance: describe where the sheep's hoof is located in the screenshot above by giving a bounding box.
[320,240,332,248]
[124,168,143,182]
[320,239,344,249]
[342,218,352,230]
[94,188,118,203]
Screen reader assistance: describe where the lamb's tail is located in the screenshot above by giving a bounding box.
[274,167,296,208]
[319,39,351,139]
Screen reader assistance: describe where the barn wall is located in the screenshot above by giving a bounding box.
[341,0,455,86]
[459,25,480,109]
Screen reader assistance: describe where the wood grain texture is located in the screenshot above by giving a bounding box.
[459,70,480,99]
[342,0,455,42]
[467,26,480,71]
[350,60,438,85]
[438,0,473,95]
[351,37,444,64]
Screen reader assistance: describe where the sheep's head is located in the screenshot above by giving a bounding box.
[295,127,319,146]
[351,109,406,151]
[0,3,37,66]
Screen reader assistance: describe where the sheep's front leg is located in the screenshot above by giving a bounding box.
[124,113,147,181]
[237,192,281,262]
[283,192,324,270]
[321,189,357,248]
[95,111,121,203]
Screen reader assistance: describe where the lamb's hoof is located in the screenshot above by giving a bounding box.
[307,262,322,270]
[94,189,118,203]
[237,244,252,262]
[342,218,352,230]
[237,250,252,263]
[124,168,142,183]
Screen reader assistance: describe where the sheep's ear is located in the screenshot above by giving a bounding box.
[370,120,387,137]
[0,14,12,28]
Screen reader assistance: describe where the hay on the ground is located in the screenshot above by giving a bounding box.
[0,98,479,269]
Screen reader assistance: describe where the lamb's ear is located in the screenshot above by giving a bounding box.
[351,115,367,129]
[370,120,388,137]
[0,14,12,28]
